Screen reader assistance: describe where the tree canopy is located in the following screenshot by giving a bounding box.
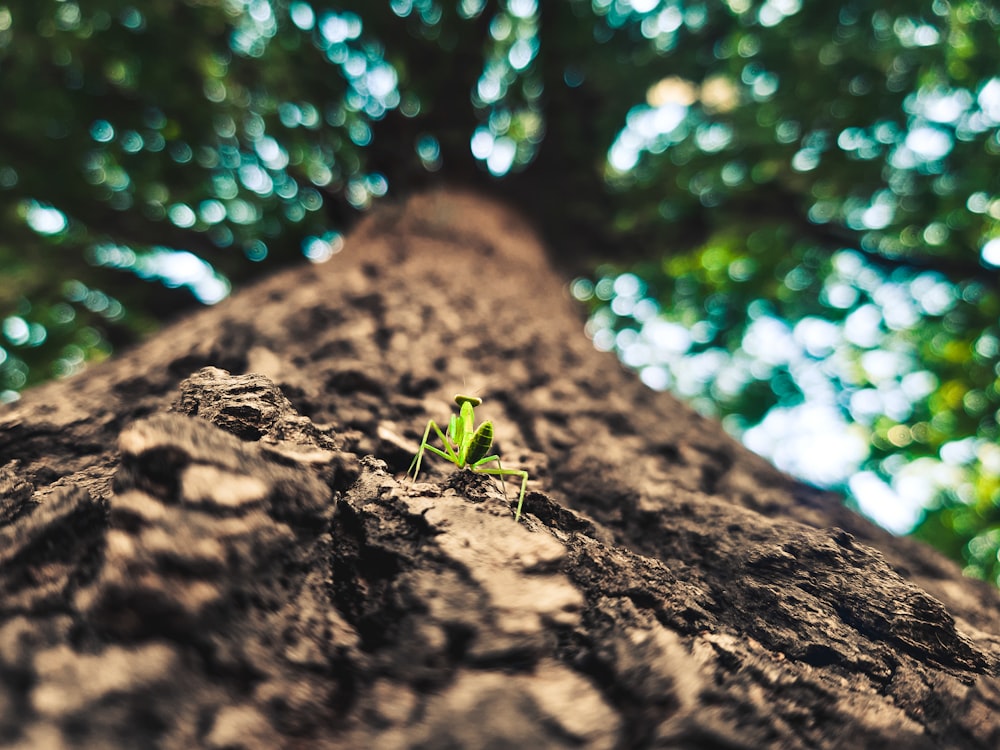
[2,0,1000,580]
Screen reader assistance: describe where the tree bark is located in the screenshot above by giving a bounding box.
[1,188,998,749]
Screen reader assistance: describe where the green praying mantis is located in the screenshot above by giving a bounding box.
[408,394,529,522]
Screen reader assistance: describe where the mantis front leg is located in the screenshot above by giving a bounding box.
[470,455,529,522]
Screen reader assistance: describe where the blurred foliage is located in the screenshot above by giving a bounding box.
[2,0,1000,581]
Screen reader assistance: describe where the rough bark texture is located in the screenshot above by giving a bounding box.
[1,189,999,749]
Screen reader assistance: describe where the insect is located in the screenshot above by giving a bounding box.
[408,394,529,522]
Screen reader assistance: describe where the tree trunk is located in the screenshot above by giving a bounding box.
[1,188,998,749]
